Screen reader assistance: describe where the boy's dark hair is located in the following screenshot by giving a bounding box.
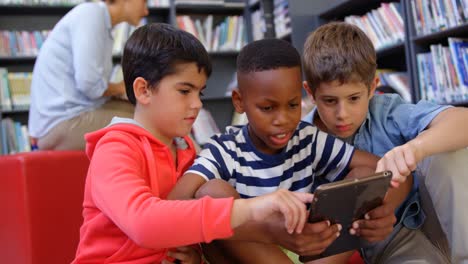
[122,23,212,105]
[303,22,377,93]
[236,38,301,74]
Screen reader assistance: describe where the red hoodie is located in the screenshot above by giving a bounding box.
[72,122,234,263]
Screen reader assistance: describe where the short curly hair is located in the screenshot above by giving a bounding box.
[236,38,301,74]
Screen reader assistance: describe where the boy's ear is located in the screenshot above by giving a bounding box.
[303,81,316,103]
[369,76,379,99]
[133,77,151,105]
[231,89,244,114]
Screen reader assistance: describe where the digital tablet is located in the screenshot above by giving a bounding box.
[299,171,392,262]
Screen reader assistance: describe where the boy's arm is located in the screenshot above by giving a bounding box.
[377,107,468,184]
[348,149,380,171]
[167,173,207,200]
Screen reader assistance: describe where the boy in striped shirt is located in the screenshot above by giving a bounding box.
[169,39,411,263]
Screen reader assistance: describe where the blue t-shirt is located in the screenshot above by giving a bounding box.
[303,94,451,228]
[186,122,355,198]
[29,2,114,138]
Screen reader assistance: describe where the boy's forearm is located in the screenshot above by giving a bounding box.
[349,149,380,171]
[167,173,206,200]
[412,107,468,159]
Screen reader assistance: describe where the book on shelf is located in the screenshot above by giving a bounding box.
[0,30,50,57]
[410,0,468,36]
[377,70,411,102]
[0,0,84,5]
[251,8,266,41]
[175,0,224,6]
[191,108,220,145]
[344,2,404,51]
[176,15,246,52]
[416,40,468,104]
[0,68,32,111]
[1,117,31,155]
[147,0,169,7]
[112,18,147,56]
[273,0,291,39]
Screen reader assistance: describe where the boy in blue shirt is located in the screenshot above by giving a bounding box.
[302,22,468,263]
[169,38,413,263]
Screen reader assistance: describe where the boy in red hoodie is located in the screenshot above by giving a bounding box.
[72,23,314,264]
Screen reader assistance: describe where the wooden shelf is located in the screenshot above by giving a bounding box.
[412,23,468,45]
[0,5,74,15]
[0,56,36,63]
[1,108,29,114]
[317,0,388,20]
[248,0,260,10]
[376,42,405,58]
[175,3,244,15]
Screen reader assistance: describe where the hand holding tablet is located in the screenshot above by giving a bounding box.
[299,171,392,262]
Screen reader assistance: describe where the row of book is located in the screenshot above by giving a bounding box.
[0,0,82,5]
[344,2,404,51]
[1,118,32,155]
[251,7,267,41]
[273,0,291,39]
[377,70,411,102]
[112,19,147,56]
[411,0,468,36]
[174,0,244,7]
[0,22,145,58]
[0,30,50,57]
[148,0,169,7]
[176,15,246,52]
[0,0,174,6]
[0,68,31,111]
[416,38,468,104]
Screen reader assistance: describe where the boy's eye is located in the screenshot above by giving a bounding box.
[289,103,299,109]
[350,96,360,102]
[324,99,336,104]
[179,89,190,95]
[260,106,273,111]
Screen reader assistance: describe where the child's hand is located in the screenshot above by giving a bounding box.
[349,201,397,242]
[163,246,201,264]
[376,142,421,187]
[269,220,341,256]
[245,190,314,235]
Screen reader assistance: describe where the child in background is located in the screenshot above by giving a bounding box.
[72,23,314,264]
[169,38,411,263]
[302,21,462,263]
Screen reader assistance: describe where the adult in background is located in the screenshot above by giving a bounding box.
[29,0,148,150]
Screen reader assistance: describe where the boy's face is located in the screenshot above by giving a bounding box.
[306,78,377,139]
[234,67,302,155]
[142,63,206,144]
[123,0,149,26]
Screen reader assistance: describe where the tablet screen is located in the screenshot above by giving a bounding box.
[300,171,392,261]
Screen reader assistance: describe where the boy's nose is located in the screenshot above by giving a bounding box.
[192,96,203,109]
[336,103,349,119]
[272,111,288,126]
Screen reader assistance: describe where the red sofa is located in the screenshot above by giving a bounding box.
[0,151,89,264]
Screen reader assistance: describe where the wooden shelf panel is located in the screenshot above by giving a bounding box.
[411,23,468,45]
